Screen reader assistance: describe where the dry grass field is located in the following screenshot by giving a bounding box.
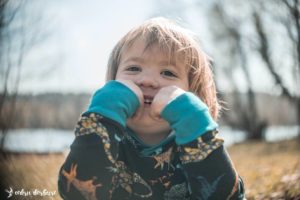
[0,139,299,200]
[229,140,300,199]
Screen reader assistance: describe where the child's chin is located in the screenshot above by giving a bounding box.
[127,117,169,129]
[129,108,165,124]
[127,120,171,138]
[143,103,152,108]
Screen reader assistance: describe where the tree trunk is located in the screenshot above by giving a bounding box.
[297,98,300,140]
[247,121,268,140]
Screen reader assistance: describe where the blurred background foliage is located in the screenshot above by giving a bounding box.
[0,0,300,199]
[1,0,299,142]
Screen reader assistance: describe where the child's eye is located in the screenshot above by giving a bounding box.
[126,66,141,72]
[161,70,177,77]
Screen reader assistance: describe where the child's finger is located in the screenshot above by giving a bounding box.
[149,104,161,120]
[149,94,165,120]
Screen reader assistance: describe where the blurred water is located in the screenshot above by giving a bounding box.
[264,126,300,142]
[219,127,247,146]
[0,129,74,153]
[0,126,299,153]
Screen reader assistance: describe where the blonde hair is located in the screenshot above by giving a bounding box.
[106,17,220,119]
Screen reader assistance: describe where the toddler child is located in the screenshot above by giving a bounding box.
[58,17,245,200]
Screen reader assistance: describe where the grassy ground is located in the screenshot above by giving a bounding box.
[228,139,300,200]
[0,139,299,200]
[0,153,64,200]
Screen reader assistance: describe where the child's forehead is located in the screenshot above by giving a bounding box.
[121,37,186,66]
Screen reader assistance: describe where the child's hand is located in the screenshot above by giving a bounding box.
[160,91,218,144]
[85,80,141,127]
[150,86,186,119]
[115,79,146,119]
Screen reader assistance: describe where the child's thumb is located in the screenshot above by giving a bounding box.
[149,102,163,120]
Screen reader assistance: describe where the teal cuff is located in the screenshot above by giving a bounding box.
[161,92,218,144]
[85,81,140,127]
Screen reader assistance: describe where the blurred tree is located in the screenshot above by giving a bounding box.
[209,0,299,139]
[208,3,268,140]
[0,0,59,150]
[275,0,300,136]
[209,0,300,139]
[0,0,15,150]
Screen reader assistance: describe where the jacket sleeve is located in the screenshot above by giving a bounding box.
[58,81,144,200]
[161,92,245,199]
[178,130,245,200]
[58,113,125,200]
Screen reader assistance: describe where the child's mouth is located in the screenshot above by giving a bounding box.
[144,96,153,105]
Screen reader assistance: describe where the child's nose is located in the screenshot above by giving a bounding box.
[135,73,159,89]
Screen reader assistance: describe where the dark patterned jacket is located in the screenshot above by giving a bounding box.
[58,112,245,200]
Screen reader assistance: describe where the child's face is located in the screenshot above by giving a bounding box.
[115,37,189,144]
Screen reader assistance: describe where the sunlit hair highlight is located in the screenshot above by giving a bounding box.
[106,17,220,119]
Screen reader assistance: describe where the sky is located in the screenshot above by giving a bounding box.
[4,0,295,95]
[19,0,156,94]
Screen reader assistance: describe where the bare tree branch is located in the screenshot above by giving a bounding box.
[282,0,300,72]
[0,0,59,150]
[253,11,293,99]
